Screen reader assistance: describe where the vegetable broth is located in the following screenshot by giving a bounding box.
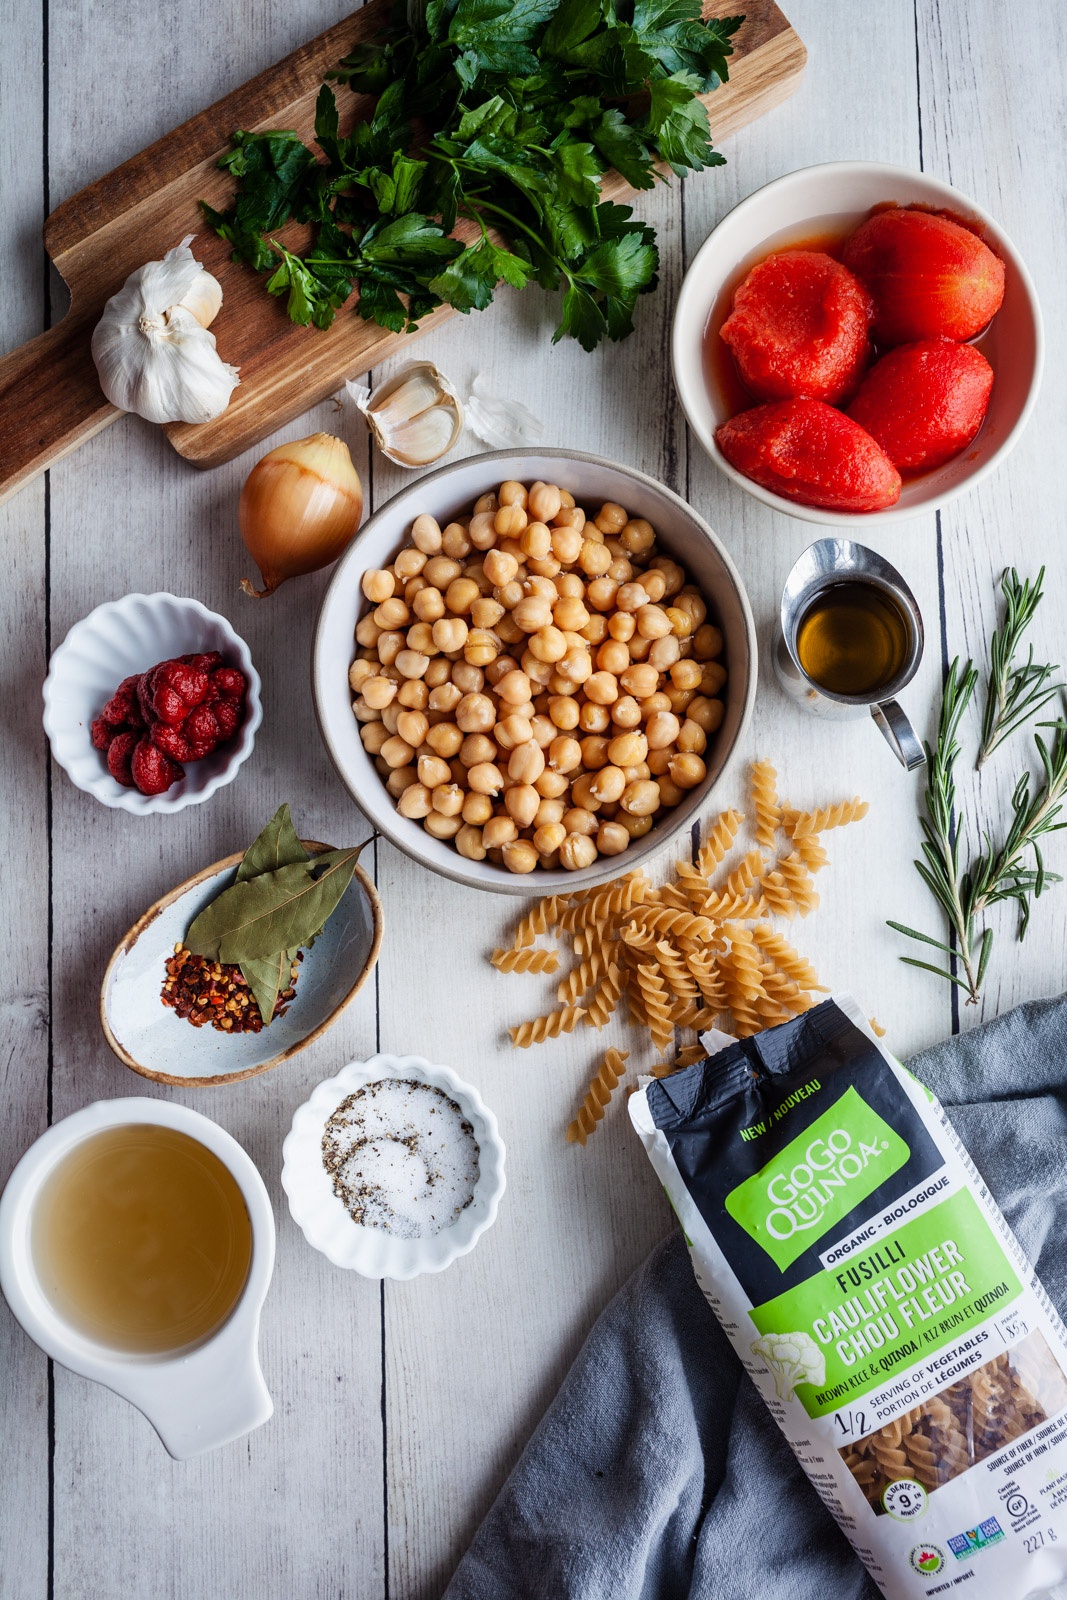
[32,1124,252,1353]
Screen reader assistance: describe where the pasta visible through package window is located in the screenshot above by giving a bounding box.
[839,1330,1067,1512]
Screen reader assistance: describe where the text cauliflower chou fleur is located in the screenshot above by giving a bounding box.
[751,1332,826,1402]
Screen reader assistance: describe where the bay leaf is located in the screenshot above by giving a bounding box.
[236,802,309,882]
[240,946,300,1028]
[186,846,365,964]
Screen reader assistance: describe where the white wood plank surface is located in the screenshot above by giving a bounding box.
[2,2,1064,1596]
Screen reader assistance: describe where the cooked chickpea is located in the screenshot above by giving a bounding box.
[471,596,505,630]
[492,669,529,706]
[670,658,703,691]
[412,586,445,623]
[349,659,374,693]
[454,662,487,694]
[560,833,597,871]
[669,752,706,789]
[586,764,624,805]
[544,735,578,774]
[378,632,405,668]
[463,761,501,796]
[507,740,545,784]
[494,504,527,539]
[701,661,728,696]
[648,636,681,674]
[584,670,619,706]
[512,595,553,633]
[432,617,468,653]
[664,605,694,639]
[441,523,472,560]
[641,691,672,719]
[458,734,495,769]
[411,514,443,554]
[455,823,487,861]
[362,568,395,603]
[590,820,626,857]
[397,679,429,710]
[546,694,579,731]
[428,683,460,716]
[551,524,583,565]
[665,684,696,716]
[397,781,433,819]
[380,704,401,735]
[453,691,494,734]
[394,548,427,581]
[620,779,661,816]
[431,783,464,817]
[394,648,430,683]
[578,538,612,577]
[425,658,452,688]
[379,734,415,769]
[360,720,388,752]
[424,811,462,840]
[497,479,527,508]
[424,722,462,760]
[607,731,648,768]
[688,695,724,733]
[499,839,535,875]
[355,614,382,648]
[528,714,556,748]
[528,482,562,522]
[578,702,609,735]
[554,504,586,533]
[373,597,409,631]
[423,556,462,589]
[693,623,724,660]
[531,820,565,855]
[608,695,641,731]
[677,718,706,755]
[362,675,398,710]
[468,511,497,550]
[482,549,517,587]
[558,647,592,685]
[645,710,681,750]
[417,753,452,788]
[406,622,437,655]
[462,791,494,826]
[473,492,499,515]
[594,638,627,675]
[464,629,500,667]
[656,775,684,807]
[395,709,428,747]
[505,784,540,827]
[553,595,590,632]
[519,521,551,561]
[646,747,672,776]
[482,816,518,849]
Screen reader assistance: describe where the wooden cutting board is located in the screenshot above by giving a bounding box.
[0,0,805,506]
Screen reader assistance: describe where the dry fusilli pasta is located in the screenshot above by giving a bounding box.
[509,1007,586,1048]
[566,1047,629,1144]
[750,760,782,848]
[491,947,561,974]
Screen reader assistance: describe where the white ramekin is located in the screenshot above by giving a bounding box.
[672,160,1043,527]
[0,1097,276,1459]
[43,591,262,813]
[281,1054,506,1280]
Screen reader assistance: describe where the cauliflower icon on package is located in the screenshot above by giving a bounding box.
[750,1332,826,1401]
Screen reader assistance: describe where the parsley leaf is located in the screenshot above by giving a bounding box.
[203,0,739,350]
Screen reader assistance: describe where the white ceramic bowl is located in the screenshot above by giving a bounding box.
[281,1053,506,1280]
[672,160,1043,526]
[0,1097,275,1459]
[43,592,262,813]
[313,448,757,895]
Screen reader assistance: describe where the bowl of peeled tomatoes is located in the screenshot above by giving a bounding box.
[671,161,1043,525]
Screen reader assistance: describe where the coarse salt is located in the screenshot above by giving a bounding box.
[321,1079,479,1239]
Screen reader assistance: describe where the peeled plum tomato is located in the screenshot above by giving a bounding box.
[842,208,1005,345]
[716,399,902,513]
[847,339,994,473]
[719,252,874,405]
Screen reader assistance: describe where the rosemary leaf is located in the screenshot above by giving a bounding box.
[979,567,1062,765]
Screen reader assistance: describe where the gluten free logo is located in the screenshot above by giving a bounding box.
[725,1087,910,1270]
[909,1543,946,1577]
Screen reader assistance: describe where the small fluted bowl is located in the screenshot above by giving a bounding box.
[281,1054,506,1279]
[43,592,262,814]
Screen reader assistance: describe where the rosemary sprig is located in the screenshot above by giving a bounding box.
[889,656,1067,1003]
[979,567,1061,766]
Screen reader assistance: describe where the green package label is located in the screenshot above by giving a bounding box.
[749,1189,1022,1417]
[725,1086,911,1272]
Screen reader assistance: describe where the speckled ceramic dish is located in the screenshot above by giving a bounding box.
[100,843,383,1087]
[281,1054,506,1279]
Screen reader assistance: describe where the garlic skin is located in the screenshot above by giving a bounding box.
[346,362,462,468]
[91,236,239,425]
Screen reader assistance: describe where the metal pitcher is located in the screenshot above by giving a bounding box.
[772,539,926,771]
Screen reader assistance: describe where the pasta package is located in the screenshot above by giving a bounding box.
[630,995,1067,1599]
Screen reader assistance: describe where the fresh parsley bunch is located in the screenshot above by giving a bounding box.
[202,0,742,350]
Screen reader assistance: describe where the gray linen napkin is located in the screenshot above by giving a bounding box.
[443,993,1067,1600]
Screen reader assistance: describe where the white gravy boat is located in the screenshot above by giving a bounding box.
[0,1097,275,1459]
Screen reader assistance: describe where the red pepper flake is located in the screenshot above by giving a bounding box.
[161,943,303,1034]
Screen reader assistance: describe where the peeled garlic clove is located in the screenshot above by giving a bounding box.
[346,361,463,469]
[466,372,545,450]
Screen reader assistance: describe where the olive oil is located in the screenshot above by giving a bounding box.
[32,1124,252,1354]
[796,581,911,698]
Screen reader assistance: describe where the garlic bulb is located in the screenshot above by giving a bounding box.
[346,362,462,468]
[91,235,239,425]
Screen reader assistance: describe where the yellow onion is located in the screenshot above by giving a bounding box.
[239,433,363,598]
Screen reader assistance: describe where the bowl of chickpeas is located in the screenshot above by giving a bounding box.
[312,450,756,894]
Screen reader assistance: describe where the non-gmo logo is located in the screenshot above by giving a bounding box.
[725,1087,910,1271]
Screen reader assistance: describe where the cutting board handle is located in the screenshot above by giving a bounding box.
[0,315,119,507]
